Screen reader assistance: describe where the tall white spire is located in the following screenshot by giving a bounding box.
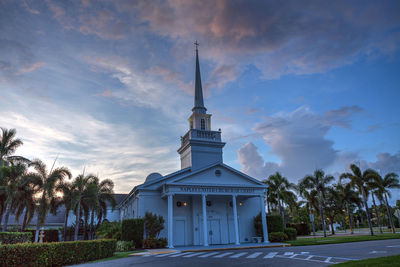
[192,41,207,114]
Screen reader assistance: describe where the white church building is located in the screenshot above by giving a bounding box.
[118,45,269,248]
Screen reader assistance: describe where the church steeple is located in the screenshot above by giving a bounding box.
[192,41,207,114]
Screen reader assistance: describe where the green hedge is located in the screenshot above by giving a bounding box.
[283,228,297,240]
[254,213,284,239]
[269,232,288,242]
[143,237,167,249]
[116,240,135,252]
[24,229,59,243]
[0,232,32,244]
[0,239,116,267]
[287,223,310,236]
[121,219,144,248]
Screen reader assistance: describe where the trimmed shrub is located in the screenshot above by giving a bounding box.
[269,232,288,242]
[0,239,116,267]
[0,232,32,244]
[121,219,144,248]
[283,228,297,240]
[143,237,167,249]
[24,229,59,243]
[254,213,284,239]
[144,212,165,238]
[116,240,135,252]
[287,223,311,236]
[96,221,122,240]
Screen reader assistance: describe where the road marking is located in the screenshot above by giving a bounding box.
[387,245,400,248]
[324,257,332,263]
[199,252,219,258]
[247,252,262,258]
[284,252,294,256]
[301,252,310,254]
[306,255,313,260]
[155,252,179,257]
[230,252,248,258]
[214,252,233,258]
[169,252,193,257]
[369,251,387,254]
[264,252,278,258]
[183,252,206,258]
[289,254,297,258]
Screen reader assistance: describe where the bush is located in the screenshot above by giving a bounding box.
[116,240,135,252]
[121,219,144,248]
[143,237,167,249]
[269,232,288,242]
[24,229,59,243]
[286,223,311,236]
[96,221,122,240]
[0,232,32,244]
[0,239,116,267]
[254,213,284,239]
[144,212,165,238]
[283,228,297,240]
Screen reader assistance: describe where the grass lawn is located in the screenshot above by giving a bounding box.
[334,255,400,266]
[89,250,145,263]
[286,233,400,246]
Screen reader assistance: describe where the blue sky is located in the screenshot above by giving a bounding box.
[1,1,400,202]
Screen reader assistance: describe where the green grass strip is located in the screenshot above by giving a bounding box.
[286,233,400,246]
[334,254,400,266]
[89,250,145,263]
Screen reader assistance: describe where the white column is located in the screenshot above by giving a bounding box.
[168,194,174,248]
[232,195,240,245]
[202,194,208,246]
[260,195,269,243]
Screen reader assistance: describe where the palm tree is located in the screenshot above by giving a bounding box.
[0,160,29,231]
[337,182,361,234]
[262,172,296,227]
[56,181,75,241]
[340,164,376,236]
[30,159,71,242]
[297,181,319,236]
[86,177,116,240]
[367,172,400,233]
[71,173,97,241]
[300,169,334,237]
[0,128,23,167]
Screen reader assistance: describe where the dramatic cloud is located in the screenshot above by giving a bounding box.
[238,106,364,180]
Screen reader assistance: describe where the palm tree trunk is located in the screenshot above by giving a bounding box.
[371,193,383,234]
[267,200,271,214]
[319,203,327,237]
[346,204,354,234]
[278,199,285,228]
[83,213,88,240]
[330,221,335,235]
[74,199,81,241]
[35,222,40,242]
[90,209,95,240]
[63,209,69,241]
[22,208,28,231]
[2,197,13,232]
[384,193,395,234]
[362,191,374,236]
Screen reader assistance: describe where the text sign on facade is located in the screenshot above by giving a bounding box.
[179,186,255,194]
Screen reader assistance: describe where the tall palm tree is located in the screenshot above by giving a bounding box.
[87,178,116,239]
[56,181,76,241]
[340,164,375,236]
[71,173,97,241]
[300,169,334,237]
[30,159,71,242]
[262,172,296,227]
[367,172,400,233]
[337,182,361,234]
[297,181,319,236]
[0,160,29,231]
[0,128,23,167]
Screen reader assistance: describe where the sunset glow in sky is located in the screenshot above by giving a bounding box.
[1,1,399,200]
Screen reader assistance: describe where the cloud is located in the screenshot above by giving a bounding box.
[125,0,400,78]
[18,62,45,74]
[368,151,400,175]
[238,105,363,181]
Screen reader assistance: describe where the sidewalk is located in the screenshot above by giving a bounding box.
[131,242,290,256]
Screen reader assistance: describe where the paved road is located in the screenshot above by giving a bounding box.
[75,239,400,267]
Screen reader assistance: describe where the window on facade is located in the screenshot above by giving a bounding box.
[201,119,205,130]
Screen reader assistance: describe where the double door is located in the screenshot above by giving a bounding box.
[207,219,221,245]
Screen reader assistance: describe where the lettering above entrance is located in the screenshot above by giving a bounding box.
[163,185,265,196]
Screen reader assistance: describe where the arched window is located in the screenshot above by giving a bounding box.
[201,119,205,130]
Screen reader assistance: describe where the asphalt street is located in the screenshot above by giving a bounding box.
[75,239,400,267]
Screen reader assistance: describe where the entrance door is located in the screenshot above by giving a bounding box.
[174,219,185,246]
[208,219,221,245]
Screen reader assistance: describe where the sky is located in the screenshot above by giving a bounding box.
[1,0,400,202]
